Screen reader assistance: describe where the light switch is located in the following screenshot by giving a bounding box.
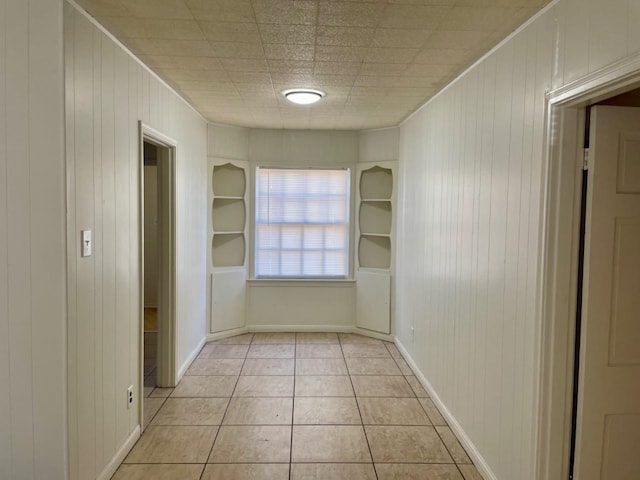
[81,230,92,257]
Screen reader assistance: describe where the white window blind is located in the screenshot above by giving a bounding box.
[255,167,350,278]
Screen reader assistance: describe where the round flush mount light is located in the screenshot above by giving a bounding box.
[283,88,325,105]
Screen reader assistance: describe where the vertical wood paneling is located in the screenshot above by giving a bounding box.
[396,8,559,479]
[64,4,78,479]
[91,27,104,474]
[100,31,116,467]
[0,0,10,476]
[6,1,35,478]
[64,5,208,479]
[1,1,66,478]
[28,1,66,476]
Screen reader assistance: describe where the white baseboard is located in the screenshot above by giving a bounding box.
[248,324,353,333]
[395,338,497,480]
[97,425,141,480]
[205,325,394,343]
[207,327,250,343]
[177,336,207,382]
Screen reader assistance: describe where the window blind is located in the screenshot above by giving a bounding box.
[255,167,350,278]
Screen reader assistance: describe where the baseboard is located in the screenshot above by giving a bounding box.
[205,325,394,343]
[248,324,354,333]
[97,425,141,480]
[207,327,250,343]
[395,338,497,480]
[177,336,207,382]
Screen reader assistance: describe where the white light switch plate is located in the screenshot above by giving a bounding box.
[81,230,92,257]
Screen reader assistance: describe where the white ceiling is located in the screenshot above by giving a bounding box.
[74,0,550,130]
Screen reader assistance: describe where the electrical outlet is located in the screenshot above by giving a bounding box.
[127,385,134,409]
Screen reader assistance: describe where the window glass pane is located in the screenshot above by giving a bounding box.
[255,167,350,277]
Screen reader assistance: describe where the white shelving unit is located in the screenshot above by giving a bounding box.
[355,162,396,334]
[208,159,249,334]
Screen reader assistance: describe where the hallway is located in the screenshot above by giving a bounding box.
[114,333,483,479]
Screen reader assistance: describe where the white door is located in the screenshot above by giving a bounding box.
[573,106,640,479]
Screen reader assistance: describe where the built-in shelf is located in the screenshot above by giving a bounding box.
[212,163,246,198]
[358,235,391,269]
[359,200,391,235]
[212,233,245,267]
[360,166,393,200]
[212,198,246,233]
[211,162,247,268]
[357,165,393,269]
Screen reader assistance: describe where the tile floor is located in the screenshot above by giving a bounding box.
[114,332,484,480]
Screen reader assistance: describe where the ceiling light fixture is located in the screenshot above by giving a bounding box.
[283,88,324,105]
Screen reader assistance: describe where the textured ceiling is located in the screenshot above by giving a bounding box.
[74,0,551,130]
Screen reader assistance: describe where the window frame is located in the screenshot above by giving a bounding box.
[250,164,355,281]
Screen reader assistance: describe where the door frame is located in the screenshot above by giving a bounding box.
[139,122,177,399]
[537,54,640,480]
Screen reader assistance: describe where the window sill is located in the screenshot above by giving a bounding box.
[247,278,356,287]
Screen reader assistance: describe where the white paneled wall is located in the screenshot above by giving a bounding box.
[396,0,640,479]
[64,3,207,480]
[0,0,67,478]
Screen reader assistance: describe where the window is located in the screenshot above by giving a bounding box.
[255,167,350,278]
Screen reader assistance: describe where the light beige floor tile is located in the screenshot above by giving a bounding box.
[358,397,431,425]
[458,464,484,480]
[209,426,291,463]
[346,357,402,375]
[394,358,414,375]
[186,358,243,376]
[150,387,173,398]
[294,375,354,397]
[351,375,415,397]
[151,398,229,426]
[291,463,376,480]
[341,343,391,358]
[171,375,237,397]
[241,358,295,375]
[296,358,348,375]
[252,332,296,344]
[384,343,403,358]
[125,426,217,463]
[292,425,371,463]
[376,464,463,480]
[144,386,154,398]
[406,375,429,397]
[419,397,447,425]
[202,464,289,480]
[234,376,294,397]
[199,344,249,359]
[338,333,384,345]
[247,344,295,359]
[293,397,361,424]
[296,332,339,344]
[223,397,293,425]
[213,333,253,344]
[437,425,472,463]
[112,464,204,480]
[143,397,166,428]
[365,425,453,463]
[296,344,343,358]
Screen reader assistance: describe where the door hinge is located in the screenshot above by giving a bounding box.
[582,148,589,171]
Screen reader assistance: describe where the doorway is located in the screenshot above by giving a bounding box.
[539,81,640,480]
[139,124,177,429]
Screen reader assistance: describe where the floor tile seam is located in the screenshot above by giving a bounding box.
[433,426,473,465]
[289,342,296,480]
[203,353,248,467]
[143,396,169,432]
[347,369,379,480]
